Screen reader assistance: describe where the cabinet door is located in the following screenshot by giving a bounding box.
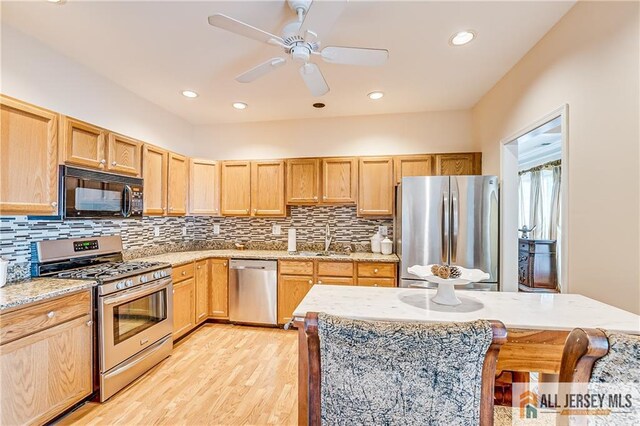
[209,259,229,319]
[0,315,92,426]
[286,158,320,204]
[220,161,251,216]
[106,133,142,176]
[172,278,195,340]
[167,152,188,216]
[251,160,285,216]
[195,260,209,324]
[434,153,481,175]
[62,116,106,169]
[321,157,357,203]
[142,144,168,215]
[358,157,394,216]
[189,159,220,216]
[394,155,433,183]
[0,96,59,215]
[277,275,313,325]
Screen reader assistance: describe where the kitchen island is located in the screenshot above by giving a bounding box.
[292,285,640,424]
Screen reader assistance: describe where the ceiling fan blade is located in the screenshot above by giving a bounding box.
[299,0,347,39]
[208,14,284,46]
[236,58,287,83]
[320,46,389,66]
[299,63,329,97]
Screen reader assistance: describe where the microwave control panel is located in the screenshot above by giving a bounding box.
[131,186,143,213]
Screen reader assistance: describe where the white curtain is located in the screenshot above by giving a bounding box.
[518,164,561,241]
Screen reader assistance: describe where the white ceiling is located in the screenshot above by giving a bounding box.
[1,1,574,125]
[518,116,562,170]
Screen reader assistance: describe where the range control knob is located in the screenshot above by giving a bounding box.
[116,282,125,290]
[153,272,160,279]
[126,280,134,287]
[140,275,148,283]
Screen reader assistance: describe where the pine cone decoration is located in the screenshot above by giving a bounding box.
[449,266,462,279]
[431,265,440,275]
[437,265,451,279]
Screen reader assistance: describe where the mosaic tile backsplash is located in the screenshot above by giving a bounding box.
[1,205,393,281]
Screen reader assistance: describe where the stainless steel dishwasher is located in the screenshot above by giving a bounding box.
[229,259,278,325]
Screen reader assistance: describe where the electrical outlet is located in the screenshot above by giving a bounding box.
[213,224,220,235]
[182,226,187,236]
[153,226,160,237]
[272,224,281,235]
[379,225,388,236]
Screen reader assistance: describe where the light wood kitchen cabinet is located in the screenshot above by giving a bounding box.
[0,291,93,426]
[220,161,251,216]
[277,275,313,325]
[189,159,220,216]
[106,132,142,176]
[434,153,482,175]
[167,152,188,216]
[61,116,107,169]
[356,262,397,287]
[251,160,285,216]
[142,144,168,215]
[358,157,394,217]
[321,157,357,204]
[195,260,209,324]
[286,158,320,204]
[172,277,196,340]
[209,259,229,319]
[394,154,433,183]
[0,95,59,215]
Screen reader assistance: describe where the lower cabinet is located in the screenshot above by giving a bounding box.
[0,292,93,425]
[195,260,209,324]
[209,259,229,319]
[277,275,314,325]
[172,278,195,340]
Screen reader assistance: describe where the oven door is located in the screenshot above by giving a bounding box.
[99,277,173,372]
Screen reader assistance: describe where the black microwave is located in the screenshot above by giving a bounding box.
[61,166,143,219]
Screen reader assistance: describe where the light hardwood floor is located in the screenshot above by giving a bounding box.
[59,324,298,426]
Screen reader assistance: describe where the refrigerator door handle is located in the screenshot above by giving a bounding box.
[441,191,449,264]
[451,191,459,263]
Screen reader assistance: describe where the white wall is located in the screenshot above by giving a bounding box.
[192,110,474,160]
[0,25,195,155]
[472,2,640,313]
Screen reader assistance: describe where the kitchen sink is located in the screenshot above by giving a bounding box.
[291,251,350,258]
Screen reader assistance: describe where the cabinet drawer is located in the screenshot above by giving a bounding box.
[0,291,91,345]
[279,261,314,276]
[172,262,195,282]
[316,261,353,277]
[357,262,396,278]
[317,276,354,286]
[357,277,396,288]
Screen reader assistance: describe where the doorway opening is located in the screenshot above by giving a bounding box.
[500,106,568,293]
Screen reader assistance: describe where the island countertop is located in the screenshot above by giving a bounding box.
[293,285,640,334]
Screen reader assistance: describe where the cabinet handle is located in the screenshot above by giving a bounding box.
[245,209,249,213]
[47,311,55,319]
[223,262,227,266]
[197,265,201,269]
[100,159,106,165]
[253,209,257,213]
[86,320,93,327]
[313,196,318,201]
[360,208,363,211]
[318,280,323,284]
[374,268,379,273]
[111,161,117,166]
[373,284,379,287]
[323,195,327,200]
[182,271,186,275]
[308,280,313,284]
[51,201,58,208]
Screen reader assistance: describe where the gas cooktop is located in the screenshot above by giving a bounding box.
[57,261,166,281]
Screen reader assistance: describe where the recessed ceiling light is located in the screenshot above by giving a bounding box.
[368,91,384,100]
[450,30,476,46]
[313,103,325,108]
[181,90,198,98]
[232,102,248,110]
[47,0,63,3]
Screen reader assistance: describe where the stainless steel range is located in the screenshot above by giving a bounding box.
[32,235,173,402]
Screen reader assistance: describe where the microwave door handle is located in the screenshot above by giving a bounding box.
[123,185,132,217]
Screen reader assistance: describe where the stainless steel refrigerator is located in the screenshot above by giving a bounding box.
[396,176,499,290]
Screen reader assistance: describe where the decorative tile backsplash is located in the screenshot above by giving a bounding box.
[1,205,393,281]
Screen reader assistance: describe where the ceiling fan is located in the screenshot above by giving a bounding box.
[208,0,389,97]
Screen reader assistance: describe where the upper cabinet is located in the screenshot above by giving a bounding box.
[286,158,320,204]
[434,153,482,175]
[358,157,394,217]
[251,160,285,217]
[321,157,357,204]
[0,96,59,215]
[394,154,433,184]
[61,117,107,170]
[106,133,142,176]
[220,161,251,216]
[167,152,188,216]
[142,144,168,216]
[189,159,220,216]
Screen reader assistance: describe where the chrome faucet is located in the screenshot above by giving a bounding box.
[324,223,333,252]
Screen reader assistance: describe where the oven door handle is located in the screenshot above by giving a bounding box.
[102,278,172,306]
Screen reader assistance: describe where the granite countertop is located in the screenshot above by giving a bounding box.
[0,278,96,312]
[292,285,640,334]
[136,249,399,266]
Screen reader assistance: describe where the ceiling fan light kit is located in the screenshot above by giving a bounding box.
[208,0,389,97]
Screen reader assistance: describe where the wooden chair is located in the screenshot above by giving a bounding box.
[304,312,507,426]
